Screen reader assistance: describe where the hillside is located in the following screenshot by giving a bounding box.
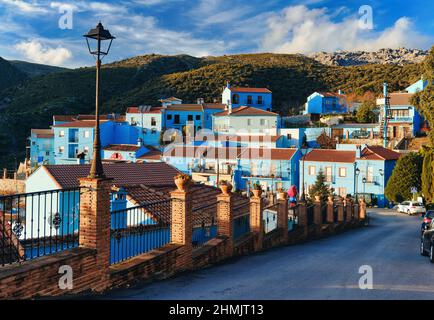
[0,57,27,92]
[9,60,70,77]
[0,53,424,169]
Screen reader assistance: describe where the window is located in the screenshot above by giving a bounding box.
[339,167,347,177]
[84,146,89,153]
[45,151,50,156]
[260,119,265,126]
[367,167,374,182]
[247,119,251,126]
[84,131,90,138]
[59,146,65,153]
[130,117,136,125]
[151,128,157,134]
[286,134,292,139]
[151,117,156,126]
[196,115,201,120]
[167,114,172,120]
[257,96,263,105]
[59,130,65,137]
[232,94,239,104]
[188,115,193,121]
[325,167,332,182]
[247,95,253,104]
[174,114,180,124]
[308,166,316,176]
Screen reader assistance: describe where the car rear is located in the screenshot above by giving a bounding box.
[409,202,426,215]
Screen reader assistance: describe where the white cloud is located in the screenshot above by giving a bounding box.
[15,40,72,66]
[261,5,432,54]
[0,0,49,14]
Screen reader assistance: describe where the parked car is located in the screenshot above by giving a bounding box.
[397,201,426,215]
[421,211,434,234]
[421,223,434,262]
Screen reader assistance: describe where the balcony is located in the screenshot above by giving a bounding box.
[387,116,413,123]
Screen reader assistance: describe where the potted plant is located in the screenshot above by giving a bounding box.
[252,183,262,197]
[174,173,191,191]
[218,180,232,195]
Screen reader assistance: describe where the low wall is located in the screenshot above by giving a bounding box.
[0,248,103,299]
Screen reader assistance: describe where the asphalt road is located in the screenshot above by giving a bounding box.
[103,209,434,300]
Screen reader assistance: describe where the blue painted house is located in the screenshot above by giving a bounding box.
[303,91,348,115]
[300,145,401,207]
[222,83,272,111]
[163,146,301,193]
[125,106,163,147]
[29,129,55,166]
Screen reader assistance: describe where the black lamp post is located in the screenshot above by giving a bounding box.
[355,167,360,200]
[362,177,367,200]
[84,22,115,179]
[300,148,308,202]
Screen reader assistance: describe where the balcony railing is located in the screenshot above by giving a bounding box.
[388,116,413,123]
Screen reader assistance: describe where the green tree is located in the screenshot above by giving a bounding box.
[385,153,423,203]
[356,100,377,123]
[421,147,434,203]
[411,46,434,144]
[309,169,334,202]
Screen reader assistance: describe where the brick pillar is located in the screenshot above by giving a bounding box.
[337,199,344,223]
[313,198,322,225]
[2,168,6,179]
[170,187,193,270]
[250,192,264,251]
[326,197,334,224]
[345,199,353,221]
[277,192,289,243]
[217,187,234,256]
[298,202,308,238]
[359,199,367,220]
[79,177,113,292]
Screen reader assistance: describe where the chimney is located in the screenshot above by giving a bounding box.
[227,99,232,114]
[338,89,343,95]
[355,145,361,159]
[77,152,85,165]
[137,138,143,147]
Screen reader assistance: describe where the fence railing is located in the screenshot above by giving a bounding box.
[110,199,171,265]
[0,188,81,267]
[307,205,314,226]
[192,202,217,248]
[321,203,328,224]
[288,204,298,231]
[263,204,278,234]
[233,203,250,240]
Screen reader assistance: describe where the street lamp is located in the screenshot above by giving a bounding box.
[355,167,360,200]
[362,177,367,200]
[84,22,115,179]
[300,148,308,202]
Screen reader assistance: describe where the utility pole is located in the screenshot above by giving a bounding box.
[383,82,390,148]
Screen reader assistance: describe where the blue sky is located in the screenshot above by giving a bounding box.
[0,0,433,68]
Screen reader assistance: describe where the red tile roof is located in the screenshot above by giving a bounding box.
[163,146,297,161]
[52,120,109,128]
[202,103,227,110]
[31,129,54,139]
[137,150,162,161]
[230,87,272,93]
[42,163,180,188]
[165,104,204,111]
[360,146,402,160]
[104,144,142,152]
[213,106,277,117]
[303,149,356,163]
[126,106,162,114]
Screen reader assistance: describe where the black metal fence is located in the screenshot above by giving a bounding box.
[307,205,315,225]
[263,204,278,234]
[0,188,81,267]
[110,199,171,265]
[192,202,217,248]
[288,204,298,231]
[233,204,250,240]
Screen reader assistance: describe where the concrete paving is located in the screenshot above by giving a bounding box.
[102,209,434,300]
